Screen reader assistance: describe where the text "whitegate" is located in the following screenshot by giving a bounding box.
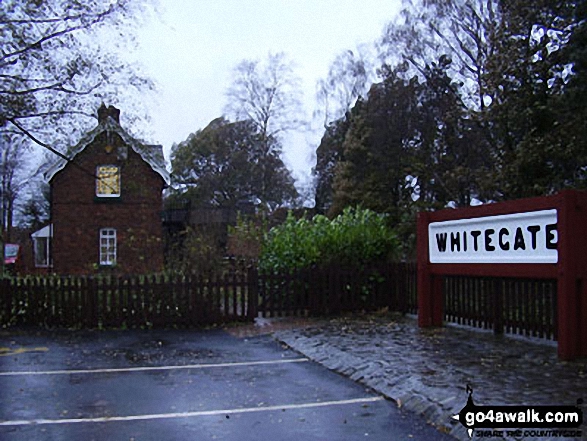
[428,210,558,264]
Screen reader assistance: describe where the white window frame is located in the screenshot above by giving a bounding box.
[99,228,117,266]
[96,165,121,197]
[31,224,53,268]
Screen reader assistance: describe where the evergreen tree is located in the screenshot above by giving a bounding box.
[170,118,297,211]
[482,0,583,198]
[330,67,422,220]
[313,113,352,215]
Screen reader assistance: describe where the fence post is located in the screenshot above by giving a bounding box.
[417,212,443,327]
[556,190,587,360]
[0,278,10,326]
[398,263,410,314]
[247,267,258,321]
[493,278,504,335]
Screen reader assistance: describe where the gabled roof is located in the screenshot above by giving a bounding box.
[44,111,170,186]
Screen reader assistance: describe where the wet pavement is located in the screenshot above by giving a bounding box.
[266,313,587,441]
[0,327,454,441]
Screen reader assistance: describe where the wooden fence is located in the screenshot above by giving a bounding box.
[0,264,558,341]
[443,276,558,340]
[0,272,256,329]
[0,264,417,329]
[256,262,418,317]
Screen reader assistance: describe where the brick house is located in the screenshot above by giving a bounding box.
[32,105,170,275]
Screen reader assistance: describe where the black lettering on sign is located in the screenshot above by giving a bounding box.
[514,227,526,250]
[499,228,510,251]
[436,233,448,252]
[471,230,481,251]
[526,225,541,250]
[546,223,557,250]
[463,231,467,252]
[485,229,495,252]
[451,232,460,252]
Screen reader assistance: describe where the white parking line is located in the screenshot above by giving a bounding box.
[0,358,309,377]
[0,396,385,426]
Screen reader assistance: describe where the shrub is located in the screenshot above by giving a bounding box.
[259,207,399,274]
[164,226,224,274]
[227,214,267,261]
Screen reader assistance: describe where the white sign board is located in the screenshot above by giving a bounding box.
[428,209,558,264]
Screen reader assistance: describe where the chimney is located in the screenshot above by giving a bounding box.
[97,104,121,124]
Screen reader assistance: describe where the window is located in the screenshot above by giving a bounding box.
[31,225,52,268]
[99,228,117,266]
[96,165,120,197]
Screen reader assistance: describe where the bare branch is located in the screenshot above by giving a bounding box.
[9,110,95,121]
[8,118,121,197]
[8,118,79,167]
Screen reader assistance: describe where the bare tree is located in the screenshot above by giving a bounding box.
[225,52,305,141]
[0,0,155,151]
[0,134,29,241]
[315,45,375,127]
[380,0,500,111]
[224,52,305,211]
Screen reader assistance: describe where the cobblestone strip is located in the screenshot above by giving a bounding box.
[274,315,587,441]
[275,331,469,440]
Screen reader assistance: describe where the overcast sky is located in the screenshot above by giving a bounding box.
[129,0,402,189]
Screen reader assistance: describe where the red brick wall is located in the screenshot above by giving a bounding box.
[50,131,165,275]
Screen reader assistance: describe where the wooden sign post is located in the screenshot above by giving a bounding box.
[417,190,587,360]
